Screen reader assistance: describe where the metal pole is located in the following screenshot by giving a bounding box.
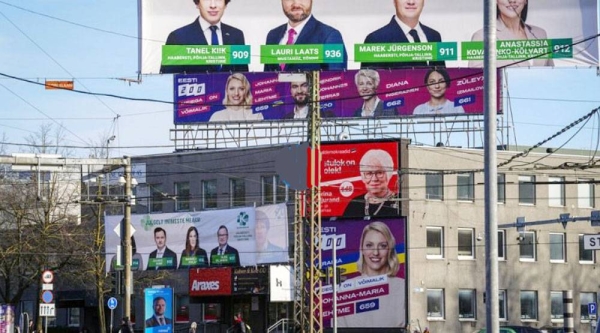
[484,0,499,333]
[110,309,114,333]
[564,290,574,333]
[332,238,337,333]
[123,157,133,321]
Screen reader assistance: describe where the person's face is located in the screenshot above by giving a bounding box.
[356,75,377,100]
[497,0,526,19]
[291,80,309,105]
[361,159,390,197]
[154,230,166,250]
[362,230,390,276]
[153,299,166,316]
[188,229,198,247]
[426,71,447,99]
[394,0,424,23]
[227,79,246,106]
[217,228,229,246]
[282,0,312,24]
[255,221,268,247]
[197,0,227,26]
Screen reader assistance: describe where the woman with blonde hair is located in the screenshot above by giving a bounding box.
[209,73,263,121]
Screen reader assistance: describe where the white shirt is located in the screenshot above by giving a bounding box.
[279,14,312,45]
[413,100,465,116]
[293,105,309,119]
[198,16,222,45]
[394,16,427,42]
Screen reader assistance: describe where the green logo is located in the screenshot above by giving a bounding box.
[140,215,153,231]
[237,212,249,226]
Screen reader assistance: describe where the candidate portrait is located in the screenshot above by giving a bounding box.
[160,0,248,74]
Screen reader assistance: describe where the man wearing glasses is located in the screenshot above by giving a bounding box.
[210,225,240,266]
[343,149,400,218]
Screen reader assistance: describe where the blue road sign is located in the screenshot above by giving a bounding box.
[589,302,597,317]
[107,297,118,310]
[41,290,53,303]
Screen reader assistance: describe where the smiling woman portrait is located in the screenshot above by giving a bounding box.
[412,68,465,116]
[209,73,264,122]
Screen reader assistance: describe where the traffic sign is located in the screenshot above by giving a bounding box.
[583,234,600,250]
[107,297,118,310]
[590,302,597,319]
[41,290,53,304]
[41,270,54,284]
[39,303,55,317]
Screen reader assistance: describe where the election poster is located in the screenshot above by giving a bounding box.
[104,203,289,272]
[174,68,493,124]
[144,287,174,333]
[318,141,401,218]
[140,0,599,73]
[320,218,406,328]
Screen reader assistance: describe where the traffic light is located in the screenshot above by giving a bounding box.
[110,271,124,295]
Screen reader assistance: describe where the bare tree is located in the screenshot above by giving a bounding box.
[24,123,73,157]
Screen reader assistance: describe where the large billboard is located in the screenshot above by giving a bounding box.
[105,203,289,272]
[140,0,599,73]
[320,218,406,328]
[318,141,401,218]
[144,287,174,333]
[174,68,493,123]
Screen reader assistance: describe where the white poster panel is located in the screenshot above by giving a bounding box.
[139,0,599,73]
[269,265,295,302]
[105,203,288,272]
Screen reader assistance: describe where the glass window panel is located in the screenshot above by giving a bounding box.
[175,182,190,211]
[458,228,474,258]
[427,289,444,318]
[519,175,536,205]
[580,292,596,320]
[548,176,565,207]
[550,291,564,320]
[519,231,536,261]
[426,173,443,200]
[230,178,246,207]
[549,233,565,262]
[426,227,443,258]
[520,290,538,320]
[579,235,595,263]
[497,173,506,203]
[457,173,474,201]
[578,179,595,208]
[458,289,476,319]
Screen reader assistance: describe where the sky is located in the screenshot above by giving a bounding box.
[0,0,599,159]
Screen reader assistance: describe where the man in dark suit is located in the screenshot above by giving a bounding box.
[284,78,335,119]
[210,225,240,266]
[361,0,444,69]
[264,0,347,72]
[145,297,173,328]
[147,227,178,270]
[160,0,247,74]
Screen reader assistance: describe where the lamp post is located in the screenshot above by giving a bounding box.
[123,156,133,320]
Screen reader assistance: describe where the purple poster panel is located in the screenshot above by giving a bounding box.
[320,218,406,328]
[173,68,494,124]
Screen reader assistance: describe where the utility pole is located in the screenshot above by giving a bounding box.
[123,157,133,321]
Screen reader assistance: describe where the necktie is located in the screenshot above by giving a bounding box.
[219,248,223,255]
[209,25,219,45]
[280,28,296,71]
[409,29,421,43]
[159,318,165,325]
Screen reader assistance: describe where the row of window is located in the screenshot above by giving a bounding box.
[428,289,597,322]
[426,227,596,263]
[148,175,289,212]
[425,173,596,207]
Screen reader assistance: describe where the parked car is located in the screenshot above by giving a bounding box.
[476,328,518,333]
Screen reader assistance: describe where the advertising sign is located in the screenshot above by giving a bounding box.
[189,267,232,296]
[144,288,174,333]
[317,141,401,218]
[104,204,289,272]
[270,265,295,302]
[232,266,269,295]
[320,218,406,328]
[174,68,493,124]
[0,305,15,333]
[140,0,599,73]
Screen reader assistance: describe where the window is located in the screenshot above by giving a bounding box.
[548,176,565,207]
[578,179,595,208]
[498,230,506,260]
[549,233,566,262]
[426,227,444,259]
[176,295,190,323]
[427,289,444,319]
[262,175,289,205]
[150,184,163,212]
[202,179,217,209]
[175,182,190,211]
[520,290,538,320]
[519,231,536,261]
[550,291,564,320]
[579,234,595,263]
[519,175,536,205]
[457,173,474,201]
[497,173,506,203]
[230,178,246,207]
[499,290,508,321]
[426,173,443,200]
[580,292,596,321]
[458,289,476,319]
[458,228,474,259]
[68,308,81,327]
